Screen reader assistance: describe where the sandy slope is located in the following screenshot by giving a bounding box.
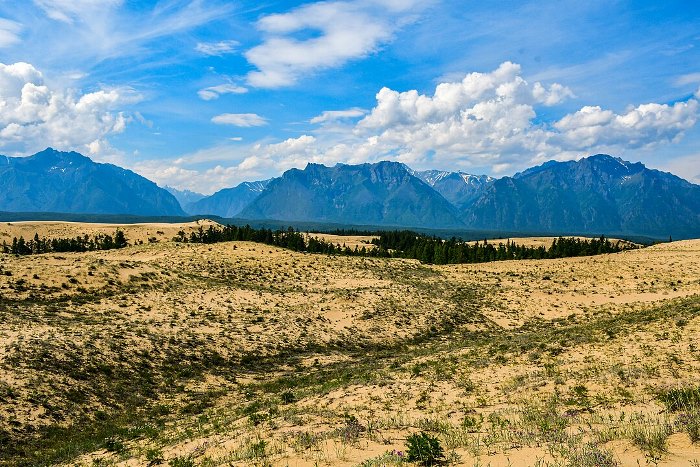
[0,222,698,466]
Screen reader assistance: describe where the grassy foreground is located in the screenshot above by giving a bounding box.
[0,227,699,466]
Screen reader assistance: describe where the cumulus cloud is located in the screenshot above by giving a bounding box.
[553,101,698,149]
[244,1,421,88]
[197,83,248,100]
[211,113,268,127]
[136,158,262,195]
[142,135,332,193]
[195,40,239,56]
[160,62,700,191]
[0,61,140,156]
[328,61,698,171]
[310,107,366,124]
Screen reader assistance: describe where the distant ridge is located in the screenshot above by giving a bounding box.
[462,154,700,238]
[413,169,494,209]
[0,148,185,216]
[164,186,205,213]
[188,180,271,217]
[239,161,464,228]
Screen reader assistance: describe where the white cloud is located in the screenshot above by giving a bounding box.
[0,61,140,156]
[244,1,421,88]
[141,135,332,193]
[675,72,700,87]
[197,83,248,101]
[195,40,239,56]
[33,0,122,23]
[553,101,698,149]
[0,18,22,47]
[325,61,698,172]
[154,62,700,192]
[135,158,261,195]
[310,107,366,124]
[25,1,233,72]
[211,113,268,127]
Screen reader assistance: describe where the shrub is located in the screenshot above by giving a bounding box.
[168,455,195,467]
[146,447,164,466]
[103,436,124,453]
[338,414,365,443]
[629,422,671,457]
[280,390,297,404]
[405,431,445,466]
[676,412,700,443]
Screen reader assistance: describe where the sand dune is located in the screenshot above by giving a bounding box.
[0,222,698,466]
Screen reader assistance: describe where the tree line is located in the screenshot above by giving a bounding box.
[1,223,633,262]
[370,230,632,264]
[2,230,128,255]
[175,225,635,264]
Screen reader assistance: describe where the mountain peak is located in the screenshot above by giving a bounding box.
[413,169,494,209]
[240,160,463,227]
[0,149,184,216]
[581,153,646,175]
[31,147,90,165]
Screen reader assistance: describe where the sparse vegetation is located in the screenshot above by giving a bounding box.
[0,221,697,466]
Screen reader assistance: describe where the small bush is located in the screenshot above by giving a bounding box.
[250,440,266,459]
[168,455,195,467]
[461,414,482,433]
[103,436,124,453]
[146,447,164,466]
[338,414,365,443]
[629,422,671,456]
[280,390,297,404]
[406,431,445,466]
[566,443,618,467]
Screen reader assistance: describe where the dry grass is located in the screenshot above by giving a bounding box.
[0,222,699,466]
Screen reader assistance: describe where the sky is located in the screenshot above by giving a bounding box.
[0,0,699,194]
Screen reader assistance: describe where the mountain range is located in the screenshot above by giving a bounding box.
[0,148,184,216]
[1,148,699,239]
[462,155,700,238]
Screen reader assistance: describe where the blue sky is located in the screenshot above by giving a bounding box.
[0,0,699,193]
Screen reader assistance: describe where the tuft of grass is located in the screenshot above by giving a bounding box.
[659,387,700,412]
[676,412,700,443]
[628,420,672,457]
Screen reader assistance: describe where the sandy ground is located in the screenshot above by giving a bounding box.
[0,219,220,246]
[0,222,698,467]
[305,233,378,251]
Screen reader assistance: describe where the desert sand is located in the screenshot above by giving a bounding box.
[0,222,698,466]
